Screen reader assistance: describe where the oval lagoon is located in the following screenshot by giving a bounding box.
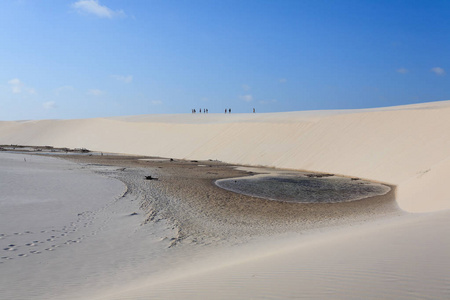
[215,173,391,204]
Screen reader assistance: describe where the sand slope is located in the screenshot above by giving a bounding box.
[101,211,450,300]
[2,101,450,299]
[2,100,450,212]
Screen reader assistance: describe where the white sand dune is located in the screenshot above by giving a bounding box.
[1,100,450,299]
[102,211,450,300]
[2,100,450,212]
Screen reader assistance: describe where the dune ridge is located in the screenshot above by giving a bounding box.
[2,100,450,212]
[0,101,450,212]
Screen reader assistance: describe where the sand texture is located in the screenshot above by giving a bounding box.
[1,100,450,299]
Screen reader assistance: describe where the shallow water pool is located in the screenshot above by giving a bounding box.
[216,174,390,203]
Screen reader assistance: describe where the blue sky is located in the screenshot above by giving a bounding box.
[0,0,449,120]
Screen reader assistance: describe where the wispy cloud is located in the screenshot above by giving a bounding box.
[259,99,277,105]
[111,75,133,83]
[88,89,105,96]
[8,78,22,93]
[151,100,162,105]
[431,67,445,76]
[43,101,57,109]
[396,68,409,74]
[54,85,74,96]
[72,0,125,18]
[242,84,251,91]
[8,78,36,94]
[239,94,253,102]
[279,78,287,83]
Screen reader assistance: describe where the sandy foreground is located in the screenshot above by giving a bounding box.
[1,100,450,299]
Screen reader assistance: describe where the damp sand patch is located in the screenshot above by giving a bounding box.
[216,173,390,204]
[138,158,171,162]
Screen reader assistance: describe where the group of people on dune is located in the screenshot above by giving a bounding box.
[191,108,256,114]
[192,108,209,113]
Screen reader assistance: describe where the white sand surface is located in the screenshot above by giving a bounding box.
[99,211,450,300]
[0,153,181,299]
[1,100,450,299]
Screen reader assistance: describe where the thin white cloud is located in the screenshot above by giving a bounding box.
[54,85,74,96]
[279,78,287,83]
[151,100,162,105]
[43,101,57,109]
[8,78,35,94]
[259,99,277,105]
[431,67,445,76]
[111,75,133,83]
[239,94,253,102]
[72,0,125,18]
[88,89,105,96]
[8,78,22,93]
[242,84,251,91]
[396,68,409,74]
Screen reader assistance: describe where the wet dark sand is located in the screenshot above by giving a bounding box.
[51,153,400,246]
[216,173,391,204]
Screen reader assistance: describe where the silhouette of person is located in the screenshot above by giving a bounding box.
[229,108,231,113]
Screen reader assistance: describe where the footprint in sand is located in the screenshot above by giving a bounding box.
[30,250,41,254]
[17,253,28,257]
[25,243,36,247]
[45,248,54,251]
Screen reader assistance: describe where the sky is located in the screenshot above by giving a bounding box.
[0,0,449,120]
